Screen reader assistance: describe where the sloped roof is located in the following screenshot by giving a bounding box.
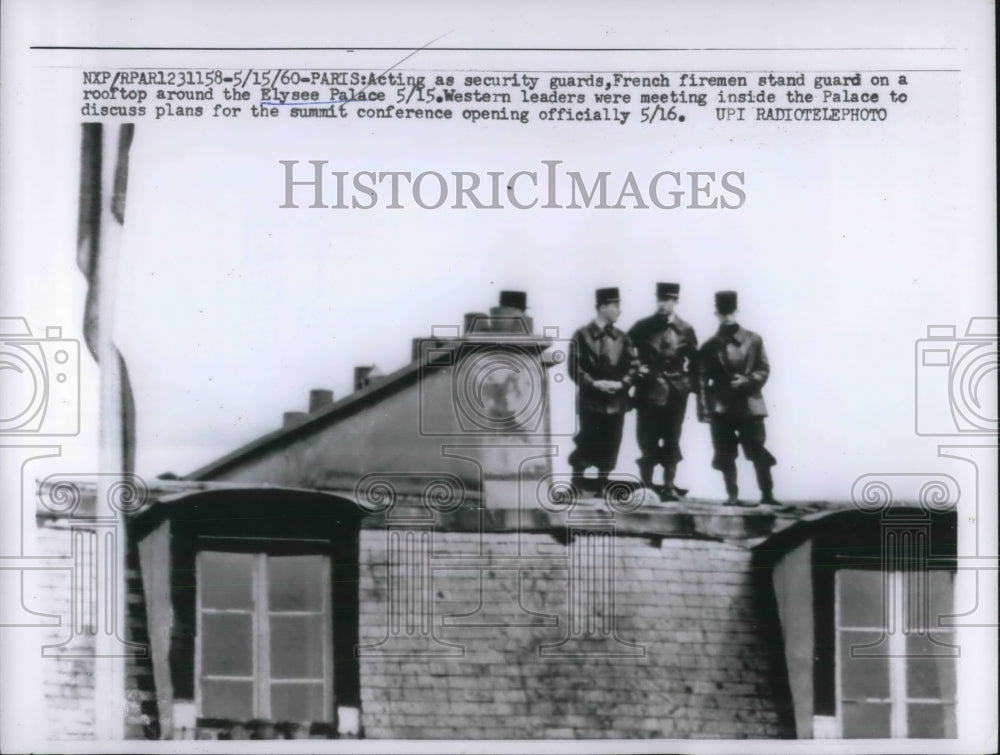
[184,357,425,481]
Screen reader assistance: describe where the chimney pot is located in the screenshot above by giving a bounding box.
[354,365,375,392]
[490,290,532,334]
[498,290,528,310]
[308,388,334,413]
[489,305,533,335]
[283,411,309,429]
[463,312,491,335]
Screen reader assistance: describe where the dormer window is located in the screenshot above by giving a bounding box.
[759,506,957,740]
[834,568,956,737]
[196,549,334,724]
[131,489,362,739]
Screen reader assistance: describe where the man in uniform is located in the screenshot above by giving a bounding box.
[567,287,638,493]
[628,282,698,500]
[697,290,779,506]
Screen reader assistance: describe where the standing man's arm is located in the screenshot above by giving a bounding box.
[569,329,608,391]
[628,320,651,380]
[685,324,700,392]
[567,330,590,387]
[620,334,640,392]
[695,343,711,422]
[747,335,770,391]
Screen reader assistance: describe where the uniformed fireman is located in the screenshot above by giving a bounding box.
[567,287,639,493]
[697,290,779,506]
[627,282,698,500]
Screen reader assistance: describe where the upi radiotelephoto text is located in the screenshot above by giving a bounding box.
[80,69,912,123]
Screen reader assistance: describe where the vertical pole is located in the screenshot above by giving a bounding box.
[94,123,126,741]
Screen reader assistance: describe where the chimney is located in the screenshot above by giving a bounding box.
[354,365,376,391]
[308,388,334,413]
[283,411,308,429]
[412,335,454,362]
[463,312,491,335]
[489,290,533,335]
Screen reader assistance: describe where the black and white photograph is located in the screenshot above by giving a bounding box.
[0,1,996,751]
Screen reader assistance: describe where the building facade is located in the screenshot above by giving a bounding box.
[33,298,958,741]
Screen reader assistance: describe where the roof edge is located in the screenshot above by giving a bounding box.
[182,335,556,481]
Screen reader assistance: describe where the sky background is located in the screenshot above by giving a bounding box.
[3,1,995,504]
[0,2,996,749]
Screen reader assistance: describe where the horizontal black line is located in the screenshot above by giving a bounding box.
[31,45,956,52]
[45,67,962,73]
[49,69,964,76]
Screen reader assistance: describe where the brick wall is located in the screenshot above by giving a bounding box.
[358,530,795,739]
[33,504,794,740]
[36,506,796,740]
[35,520,96,740]
[33,521,158,740]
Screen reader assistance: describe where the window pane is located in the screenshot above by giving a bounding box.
[199,552,254,610]
[841,701,892,738]
[201,679,254,721]
[271,682,326,722]
[269,555,325,611]
[899,569,956,632]
[908,702,957,738]
[925,570,954,630]
[201,613,253,676]
[838,569,886,627]
[906,634,957,700]
[271,615,324,679]
[840,630,890,699]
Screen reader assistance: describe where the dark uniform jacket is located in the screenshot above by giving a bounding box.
[698,324,769,418]
[568,321,639,415]
[628,313,698,406]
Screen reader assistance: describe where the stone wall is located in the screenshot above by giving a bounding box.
[358,529,794,739]
[33,520,158,740]
[35,520,96,740]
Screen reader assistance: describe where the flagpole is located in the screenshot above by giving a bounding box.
[93,123,127,741]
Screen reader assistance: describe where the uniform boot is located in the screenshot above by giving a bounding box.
[596,472,610,497]
[660,462,679,501]
[721,467,740,506]
[637,461,655,489]
[571,468,587,496]
[755,463,780,505]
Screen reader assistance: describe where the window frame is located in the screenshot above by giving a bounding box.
[194,540,335,724]
[833,567,957,738]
